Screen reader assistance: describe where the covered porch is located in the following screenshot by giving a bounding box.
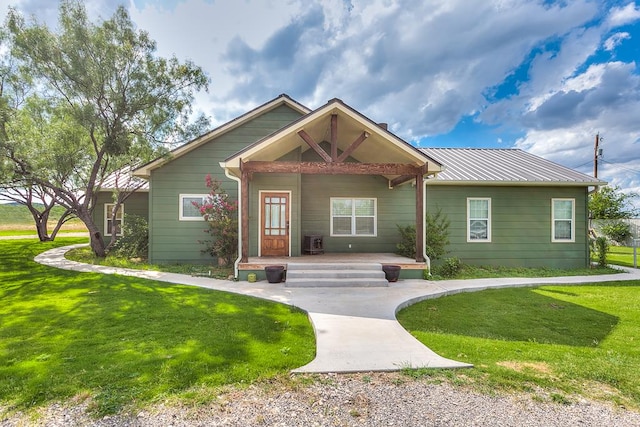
[220,98,442,280]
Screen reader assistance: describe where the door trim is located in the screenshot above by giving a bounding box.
[258,190,292,257]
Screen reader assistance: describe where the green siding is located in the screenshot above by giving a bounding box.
[149,104,303,263]
[92,191,149,245]
[300,174,416,253]
[426,185,590,269]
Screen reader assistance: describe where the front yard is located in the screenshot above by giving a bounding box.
[1,236,639,419]
[0,238,315,416]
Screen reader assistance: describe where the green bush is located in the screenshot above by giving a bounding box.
[426,209,450,260]
[396,210,450,260]
[435,256,461,278]
[110,214,149,259]
[601,220,631,245]
[396,224,416,258]
[595,236,609,268]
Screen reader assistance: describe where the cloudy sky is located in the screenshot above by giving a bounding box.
[4,0,640,200]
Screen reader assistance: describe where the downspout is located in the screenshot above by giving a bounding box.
[422,176,431,274]
[224,167,242,279]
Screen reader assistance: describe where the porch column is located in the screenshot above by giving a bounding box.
[415,174,425,262]
[240,169,250,263]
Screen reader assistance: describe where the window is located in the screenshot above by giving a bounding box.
[104,203,124,236]
[179,194,207,221]
[552,198,575,242]
[330,198,376,236]
[467,198,491,242]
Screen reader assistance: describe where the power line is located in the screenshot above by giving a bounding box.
[599,159,640,176]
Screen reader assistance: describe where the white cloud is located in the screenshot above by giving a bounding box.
[606,2,640,28]
[4,0,640,197]
[604,31,631,50]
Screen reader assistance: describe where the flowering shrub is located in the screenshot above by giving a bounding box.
[193,174,238,265]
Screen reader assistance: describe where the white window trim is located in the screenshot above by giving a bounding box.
[330,197,377,237]
[179,194,208,221]
[467,197,491,242]
[552,198,575,243]
[104,203,124,237]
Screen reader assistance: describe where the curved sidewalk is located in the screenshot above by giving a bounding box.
[35,245,640,373]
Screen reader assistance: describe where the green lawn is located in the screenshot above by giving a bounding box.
[606,246,640,268]
[398,283,640,408]
[0,238,315,416]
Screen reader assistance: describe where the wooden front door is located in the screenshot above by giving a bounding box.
[260,192,290,256]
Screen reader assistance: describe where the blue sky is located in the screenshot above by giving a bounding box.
[4,0,640,199]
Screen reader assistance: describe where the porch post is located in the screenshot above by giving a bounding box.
[415,174,425,262]
[240,169,250,263]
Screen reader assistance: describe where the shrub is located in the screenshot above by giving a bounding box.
[395,210,450,260]
[194,174,238,266]
[595,236,609,268]
[110,214,149,259]
[396,224,416,258]
[601,220,631,245]
[426,209,450,260]
[435,256,461,278]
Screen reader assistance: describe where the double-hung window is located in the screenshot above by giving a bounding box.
[104,203,124,236]
[552,198,575,242]
[467,198,491,242]
[179,194,207,221]
[330,198,376,236]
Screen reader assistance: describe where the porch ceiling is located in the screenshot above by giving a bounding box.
[221,100,442,180]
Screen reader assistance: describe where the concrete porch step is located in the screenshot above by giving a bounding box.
[287,262,383,271]
[285,262,389,288]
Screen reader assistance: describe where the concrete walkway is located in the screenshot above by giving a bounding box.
[35,244,640,373]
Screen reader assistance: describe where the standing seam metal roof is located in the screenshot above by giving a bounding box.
[421,148,605,185]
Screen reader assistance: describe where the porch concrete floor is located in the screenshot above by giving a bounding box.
[242,252,426,270]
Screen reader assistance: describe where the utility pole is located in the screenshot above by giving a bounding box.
[594,133,600,178]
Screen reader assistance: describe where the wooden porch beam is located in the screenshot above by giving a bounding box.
[389,175,414,187]
[330,114,338,161]
[242,161,425,176]
[297,130,333,163]
[337,131,369,162]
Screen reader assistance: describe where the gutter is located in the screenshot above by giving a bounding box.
[222,164,242,279]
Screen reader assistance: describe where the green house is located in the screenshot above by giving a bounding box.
[95,94,604,279]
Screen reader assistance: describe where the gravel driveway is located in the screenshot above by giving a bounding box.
[3,373,639,427]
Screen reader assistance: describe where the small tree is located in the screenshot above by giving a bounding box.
[396,209,450,260]
[195,174,238,266]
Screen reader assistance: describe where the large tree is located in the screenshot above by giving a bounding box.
[3,1,209,255]
[589,185,638,219]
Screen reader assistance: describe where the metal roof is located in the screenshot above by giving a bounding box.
[421,148,606,186]
[99,166,149,191]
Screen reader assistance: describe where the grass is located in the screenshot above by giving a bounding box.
[0,238,315,416]
[65,246,234,279]
[605,246,640,268]
[430,263,622,280]
[0,203,87,234]
[397,283,640,408]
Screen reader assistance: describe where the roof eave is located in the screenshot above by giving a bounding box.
[133,94,311,178]
[426,179,607,187]
[222,99,443,173]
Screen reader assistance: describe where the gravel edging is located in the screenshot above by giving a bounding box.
[2,373,639,427]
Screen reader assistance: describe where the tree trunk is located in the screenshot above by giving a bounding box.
[49,209,73,240]
[27,203,53,242]
[76,207,106,257]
